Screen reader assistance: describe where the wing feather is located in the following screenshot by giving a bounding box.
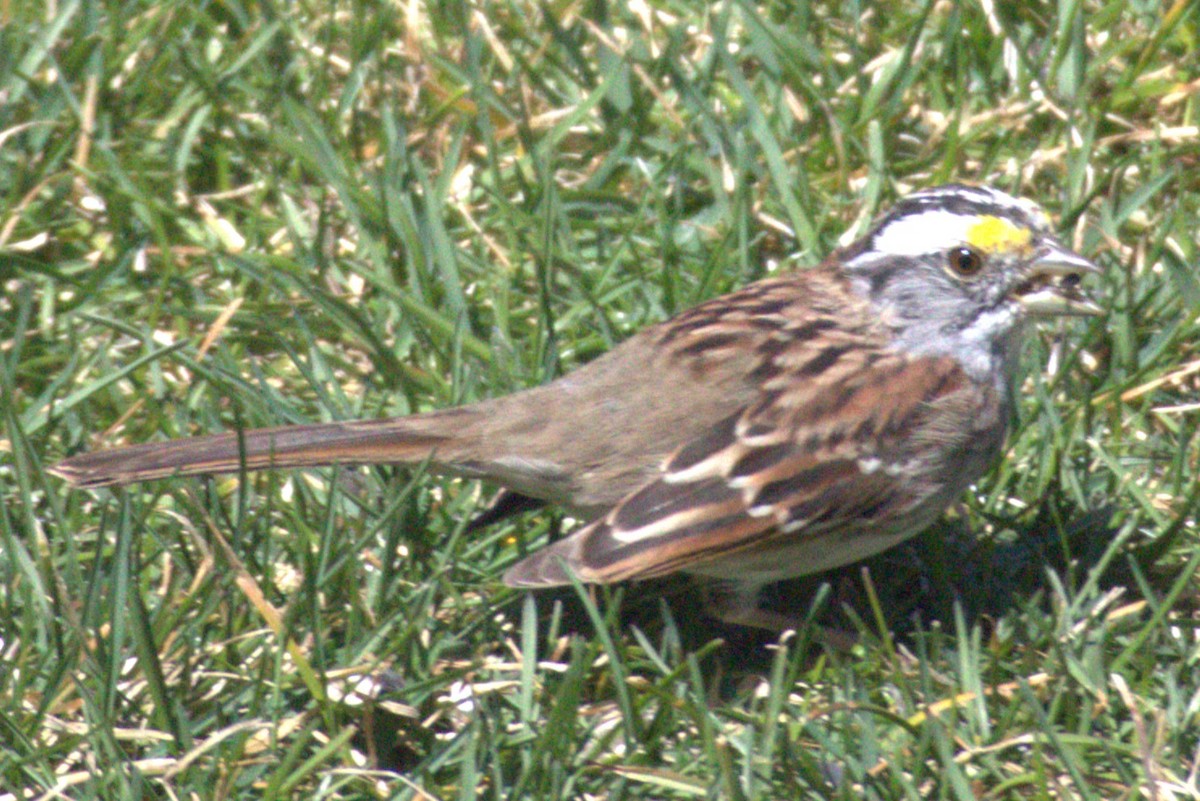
[510,354,977,585]
[504,274,1001,590]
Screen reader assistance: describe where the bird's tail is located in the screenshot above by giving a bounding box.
[49,409,479,488]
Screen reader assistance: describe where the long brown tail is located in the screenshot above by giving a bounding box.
[49,411,477,488]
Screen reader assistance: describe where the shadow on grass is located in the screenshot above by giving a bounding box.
[495,501,1128,654]
[359,497,1193,773]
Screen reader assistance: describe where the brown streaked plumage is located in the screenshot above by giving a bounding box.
[50,184,1102,628]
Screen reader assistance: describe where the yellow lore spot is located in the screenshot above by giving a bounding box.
[967,215,1033,254]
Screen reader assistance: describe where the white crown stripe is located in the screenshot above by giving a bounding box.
[871,210,983,257]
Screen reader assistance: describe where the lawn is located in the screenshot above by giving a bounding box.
[2,0,1198,798]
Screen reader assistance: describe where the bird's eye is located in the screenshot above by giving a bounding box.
[947,246,985,276]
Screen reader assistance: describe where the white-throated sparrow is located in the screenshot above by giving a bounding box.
[51,184,1101,628]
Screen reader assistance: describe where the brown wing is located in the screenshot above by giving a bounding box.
[504,353,979,587]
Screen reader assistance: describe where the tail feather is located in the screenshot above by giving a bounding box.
[49,413,469,488]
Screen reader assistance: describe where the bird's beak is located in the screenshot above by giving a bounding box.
[1016,244,1103,317]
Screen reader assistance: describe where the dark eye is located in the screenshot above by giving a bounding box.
[947,246,985,276]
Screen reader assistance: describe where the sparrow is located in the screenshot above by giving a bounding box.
[50,184,1102,628]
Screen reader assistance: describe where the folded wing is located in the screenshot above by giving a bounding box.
[504,353,974,587]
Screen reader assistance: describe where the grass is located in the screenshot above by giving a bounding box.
[2,0,1199,798]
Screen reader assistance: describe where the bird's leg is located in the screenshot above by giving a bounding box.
[701,580,858,651]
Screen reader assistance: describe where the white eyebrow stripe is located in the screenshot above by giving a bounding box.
[912,187,1051,229]
[871,210,981,257]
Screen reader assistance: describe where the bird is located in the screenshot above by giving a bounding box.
[50,184,1102,629]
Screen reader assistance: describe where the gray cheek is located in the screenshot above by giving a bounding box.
[980,278,1011,308]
